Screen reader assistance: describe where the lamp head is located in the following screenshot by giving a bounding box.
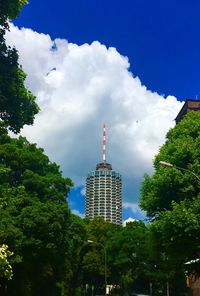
[159,161,173,168]
[87,240,94,243]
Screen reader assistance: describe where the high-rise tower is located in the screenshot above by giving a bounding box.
[85,125,122,224]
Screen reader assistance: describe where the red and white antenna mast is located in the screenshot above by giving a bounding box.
[103,124,106,163]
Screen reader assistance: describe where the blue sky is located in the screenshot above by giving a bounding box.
[15,0,200,100]
[10,0,200,221]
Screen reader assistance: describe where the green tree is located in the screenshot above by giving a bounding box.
[0,244,13,295]
[151,196,200,282]
[140,111,200,295]
[140,111,200,219]
[81,217,120,295]
[81,219,160,296]
[152,197,200,262]
[0,127,73,296]
[66,214,87,296]
[0,244,13,280]
[0,0,28,25]
[107,221,154,295]
[0,0,39,133]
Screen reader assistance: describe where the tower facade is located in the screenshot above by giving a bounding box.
[85,125,122,224]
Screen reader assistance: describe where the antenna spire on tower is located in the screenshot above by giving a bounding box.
[103,124,106,163]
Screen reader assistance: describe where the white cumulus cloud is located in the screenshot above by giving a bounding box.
[6,24,183,211]
[123,217,136,226]
[123,202,142,214]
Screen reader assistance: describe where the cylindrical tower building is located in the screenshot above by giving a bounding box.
[85,125,122,224]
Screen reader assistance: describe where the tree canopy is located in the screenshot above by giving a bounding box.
[140,111,200,295]
[0,0,28,26]
[0,244,13,281]
[140,111,200,219]
[0,0,39,133]
[0,127,74,295]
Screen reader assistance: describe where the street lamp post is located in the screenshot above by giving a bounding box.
[88,240,107,296]
[159,161,200,182]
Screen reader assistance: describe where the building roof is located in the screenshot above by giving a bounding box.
[175,99,200,124]
[96,162,112,171]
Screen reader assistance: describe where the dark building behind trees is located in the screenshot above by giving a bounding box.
[175,99,200,124]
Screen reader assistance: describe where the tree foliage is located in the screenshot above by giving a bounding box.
[80,219,162,295]
[151,196,200,271]
[140,111,200,295]
[0,0,28,26]
[66,214,87,295]
[106,220,163,295]
[0,244,13,280]
[0,127,74,295]
[82,218,119,290]
[140,111,200,219]
[0,0,39,133]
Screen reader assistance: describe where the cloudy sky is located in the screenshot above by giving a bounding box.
[7,0,200,220]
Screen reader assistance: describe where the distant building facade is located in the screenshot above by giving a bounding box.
[85,125,122,224]
[175,99,200,124]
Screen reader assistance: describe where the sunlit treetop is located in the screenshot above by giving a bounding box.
[140,111,200,219]
[0,0,28,25]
